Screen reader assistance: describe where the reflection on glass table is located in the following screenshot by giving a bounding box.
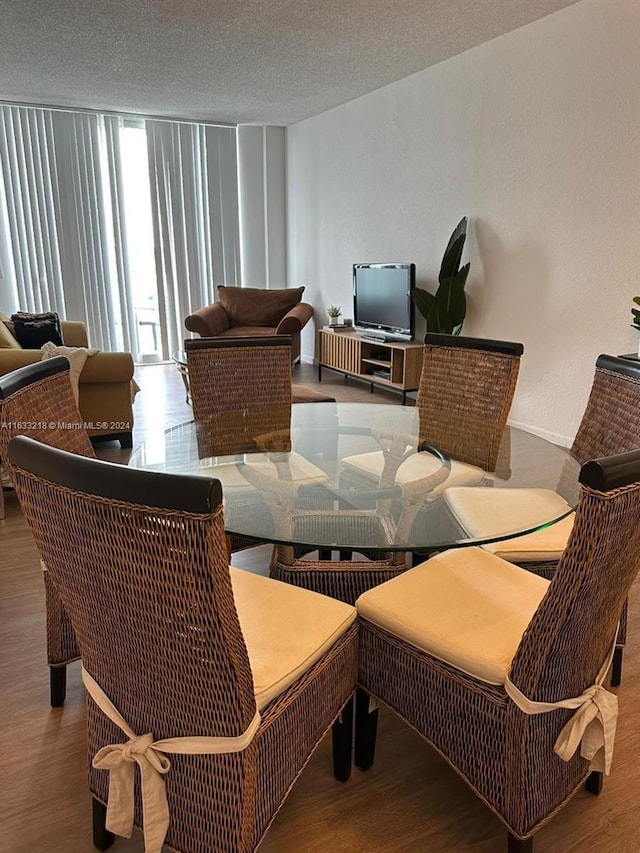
[129,403,580,554]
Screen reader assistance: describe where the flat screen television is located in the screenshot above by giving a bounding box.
[352,262,415,342]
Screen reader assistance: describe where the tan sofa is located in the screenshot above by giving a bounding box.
[185,286,313,364]
[0,318,135,447]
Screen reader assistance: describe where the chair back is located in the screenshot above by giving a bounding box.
[0,357,95,463]
[416,334,524,471]
[571,355,640,463]
[8,436,258,839]
[185,335,292,456]
[510,448,640,702]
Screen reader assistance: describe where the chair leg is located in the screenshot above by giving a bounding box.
[332,696,354,782]
[611,646,623,687]
[50,665,67,708]
[355,687,379,771]
[507,833,533,853]
[92,798,115,850]
[585,770,604,795]
[118,431,133,449]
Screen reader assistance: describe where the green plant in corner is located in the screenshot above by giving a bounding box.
[326,304,342,321]
[631,296,640,332]
[412,216,470,336]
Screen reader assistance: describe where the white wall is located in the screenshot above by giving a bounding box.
[286,0,640,444]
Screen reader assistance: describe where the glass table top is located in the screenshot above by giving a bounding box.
[129,402,580,552]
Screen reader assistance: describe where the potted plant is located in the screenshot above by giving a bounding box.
[326,304,342,326]
[412,217,470,337]
[631,296,640,357]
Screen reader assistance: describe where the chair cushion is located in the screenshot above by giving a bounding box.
[341,449,485,497]
[218,286,305,328]
[445,487,574,561]
[0,321,21,349]
[198,451,326,492]
[356,547,549,685]
[230,567,356,709]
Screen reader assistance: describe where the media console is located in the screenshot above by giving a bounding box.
[317,328,423,404]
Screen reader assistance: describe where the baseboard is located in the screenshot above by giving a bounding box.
[507,419,572,448]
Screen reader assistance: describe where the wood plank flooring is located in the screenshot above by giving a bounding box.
[1,361,640,852]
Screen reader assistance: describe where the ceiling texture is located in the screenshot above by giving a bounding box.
[0,0,579,125]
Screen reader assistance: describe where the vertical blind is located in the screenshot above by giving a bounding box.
[0,104,240,358]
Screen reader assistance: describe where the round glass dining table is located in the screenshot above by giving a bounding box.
[129,402,580,553]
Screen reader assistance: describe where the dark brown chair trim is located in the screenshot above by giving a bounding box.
[596,353,640,380]
[8,436,223,513]
[579,448,640,491]
[424,333,524,356]
[185,335,292,351]
[0,356,71,399]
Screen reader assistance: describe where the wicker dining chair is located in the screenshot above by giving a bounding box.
[445,354,640,686]
[341,333,523,487]
[185,335,331,552]
[356,447,640,852]
[0,356,96,707]
[8,437,358,853]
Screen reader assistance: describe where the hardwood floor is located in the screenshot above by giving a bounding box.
[2,361,640,852]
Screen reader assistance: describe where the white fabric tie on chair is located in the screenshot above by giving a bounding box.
[82,667,261,853]
[504,640,618,774]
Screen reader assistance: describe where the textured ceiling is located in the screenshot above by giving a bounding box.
[0,0,579,125]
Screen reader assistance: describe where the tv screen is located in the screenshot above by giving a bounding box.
[353,263,415,341]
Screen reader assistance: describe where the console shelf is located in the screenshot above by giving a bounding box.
[317,328,423,404]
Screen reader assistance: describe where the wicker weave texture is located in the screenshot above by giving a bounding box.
[514,363,640,648]
[0,369,95,667]
[187,343,292,456]
[416,343,520,471]
[13,463,357,853]
[358,475,640,840]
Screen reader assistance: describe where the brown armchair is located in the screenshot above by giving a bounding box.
[184,285,313,363]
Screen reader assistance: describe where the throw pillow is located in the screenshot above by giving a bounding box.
[11,311,64,348]
[218,286,304,327]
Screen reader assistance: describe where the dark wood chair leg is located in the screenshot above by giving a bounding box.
[507,833,533,853]
[355,687,379,771]
[92,798,115,850]
[118,431,133,449]
[585,770,604,795]
[611,646,623,687]
[332,696,354,782]
[50,665,67,708]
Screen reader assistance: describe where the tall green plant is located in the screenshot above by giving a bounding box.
[412,217,470,335]
[631,296,640,331]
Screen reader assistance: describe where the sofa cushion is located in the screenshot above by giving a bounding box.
[218,286,305,327]
[11,311,63,348]
[0,321,21,349]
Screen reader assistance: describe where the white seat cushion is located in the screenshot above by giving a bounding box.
[230,568,356,709]
[356,547,549,685]
[445,487,574,561]
[198,451,326,493]
[341,449,485,497]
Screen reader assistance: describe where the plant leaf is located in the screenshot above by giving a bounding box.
[633,296,640,306]
[435,276,466,329]
[412,287,435,320]
[439,217,467,282]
